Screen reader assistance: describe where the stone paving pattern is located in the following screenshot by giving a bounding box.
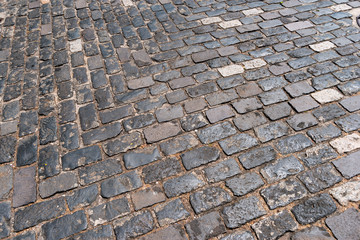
[0,0,360,239]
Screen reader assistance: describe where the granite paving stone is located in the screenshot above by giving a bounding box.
[326,208,360,240]
[261,179,308,209]
[292,193,337,225]
[2,0,360,238]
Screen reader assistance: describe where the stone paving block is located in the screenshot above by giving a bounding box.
[187,82,218,98]
[339,95,360,112]
[139,225,182,240]
[298,144,338,167]
[204,158,241,183]
[163,172,205,197]
[132,185,166,210]
[206,105,235,123]
[232,97,262,114]
[310,41,336,52]
[330,180,360,206]
[252,210,298,240]
[13,166,36,208]
[218,65,244,77]
[220,231,255,240]
[219,133,259,156]
[285,81,315,97]
[289,95,319,112]
[102,131,143,156]
[0,135,16,163]
[17,135,38,167]
[335,113,360,132]
[261,179,308,209]
[154,199,190,226]
[238,145,277,170]
[311,122,340,144]
[261,156,304,183]
[313,104,346,122]
[311,89,343,104]
[234,112,267,131]
[254,121,290,143]
[226,172,264,196]
[275,134,313,154]
[333,150,360,179]
[236,82,262,98]
[285,21,314,31]
[68,225,114,240]
[101,171,142,198]
[330,133,360,154]
[144,121,182,143]
[258,89,288,106]
[264,102,292,120]
[66,185,98,211]
[14,198,66,232]
[287,113,318,131]
[41,211,87,240]
[39,172,78,198]
[190,187,232,214]
[326,208,360,240]
[205,89,238,106]
[292,193,336,225]
[298,163,342,193]
[181,113,208,131]
[186,212,226,240]
[82,122,122,145]
[0,165,12,200]
[142,157,183,184]
[181,145,219,170]
[123,146,161,169]
[222,196,266,228]
[196,121,237,144]
[78,158,122,185]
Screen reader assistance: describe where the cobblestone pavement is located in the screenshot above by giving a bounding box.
[1,0,360,239]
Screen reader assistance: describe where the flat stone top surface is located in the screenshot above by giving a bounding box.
[0,0,360,239]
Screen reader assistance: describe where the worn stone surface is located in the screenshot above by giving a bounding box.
[2,0,360,238]
[186,212,226,239]
[14,198,66,231]
[252,211,298,240]
[154,199,190,226]
[114,211,155,239]
[190,187,232,214]
[326,208,360,240]
[39,172,78,198]
[291,194,337,225]
[261,179,308,209]
[13,166,36,208]
[41,211,87,240]
[298,164,342,193]
[222,196,266,229]
[101,171,142,198]
[88,197,130,226]
[261,156,304,183]
[226,172,264,196]
[181,146,219,170]
[332,150,360,179]
[164,172,205,198]
[330,180,360,206]
[123,146,161,169]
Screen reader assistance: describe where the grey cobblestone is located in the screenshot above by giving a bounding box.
[1,0,360,238]
[261,179,308,209]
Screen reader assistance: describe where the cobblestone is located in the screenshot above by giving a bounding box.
[1,0,360,238]
[292,194,337,225]
[222,196,266,228]
[261,179,308,209]
[252,210,297,240]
